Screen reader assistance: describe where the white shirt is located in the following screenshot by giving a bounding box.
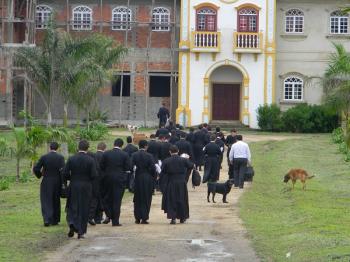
[229,141,251,162]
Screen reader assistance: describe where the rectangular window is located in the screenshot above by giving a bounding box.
[112,74,131,96]
[331,17,349,34]
[149,73,171,97]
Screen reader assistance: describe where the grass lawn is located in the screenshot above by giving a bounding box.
[240,134,350,262]
[0,129,126,261]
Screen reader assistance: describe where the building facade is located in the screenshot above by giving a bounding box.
[0,0,349,127]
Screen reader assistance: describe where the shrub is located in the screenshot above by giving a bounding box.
[0,177,10,191]
[19,170,33,183]
[77,122,109,141]
[257,104,283,131]
[282,104,339,133]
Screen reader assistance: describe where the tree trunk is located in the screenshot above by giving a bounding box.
[16,158,20,182]
[47,104,52,127]
[76,108,81,129]
[63,102,69,128]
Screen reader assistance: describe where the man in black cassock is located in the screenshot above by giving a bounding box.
[100,138,131,226]
[159,134,172,161]
[168,130,180,145]
[33,142,65,227]
[161,145,194,225]
[225,129,237,179]
[175,133,193,159]
[193,125,209,171]
[63,140,97,239]
[123,136,138,157]
[155,124,170,138]
[203,135,222,182]
[131,140,156,224]
[215,133,225,169]
[88,142,107,225]
[157,103,170,128]
[147,134,160,163]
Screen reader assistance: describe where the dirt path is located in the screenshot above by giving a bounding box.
[46,134,294,262]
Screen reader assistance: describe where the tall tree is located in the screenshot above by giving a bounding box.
[15,22,65,127]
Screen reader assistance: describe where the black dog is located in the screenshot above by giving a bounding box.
[207,180,233,203]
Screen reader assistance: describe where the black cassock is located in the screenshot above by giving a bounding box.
[33,152,65,225]
[193,129,209,166]
[161,155,194,220]
[131,150,156,221]
[147,139,161,163]
[157,106,170,128]
[63,152,97,235]
[175,138,193,159]
[215,138,225,167]
[100,148,131,225]
[203,142,222,182]
[159,141,172,161]
[123,143,138,157]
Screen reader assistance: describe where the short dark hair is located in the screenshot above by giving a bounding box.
[97,142,107,151]
[198,124,203,129]
[139,140,148,149]
[203,123,208,128]
[215,126,221,133]
[50,142,59,151]
[231,128,237,133]
[236,135,243,141]
[169,145,179,154]
[78,140,89,151]
[150,134,156,139]
[180,133,186,138]
[126,136,133,144]
[159,134,166,140]
[114,138,124,147]
[210,134,216,141]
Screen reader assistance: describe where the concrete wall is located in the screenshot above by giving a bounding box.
[276,0,350,111]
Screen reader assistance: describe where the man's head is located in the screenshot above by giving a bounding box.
[126,136,133,144]
[231,128,237,136]
[159,134,166,141]
[78,140,89,151]
[236,135,243,141]
[210,134,216,142]
[189,127,194,132]
[169,145,179,155]
[150,134,156,140]
[162,102,166,107]
[50,142,59,151]
[97,142,107,152]
[215,126,221,133]
[139,140,148,149]
[203,123,208,129]
[180,133,186,139]
[198,124,203,130]
[114,138,124,148]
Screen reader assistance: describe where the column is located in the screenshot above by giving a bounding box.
[202,78,209,123]
[242,77,250,125]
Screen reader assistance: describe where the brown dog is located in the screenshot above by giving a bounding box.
[283,169,315,190]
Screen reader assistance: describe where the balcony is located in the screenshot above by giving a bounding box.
[233,32,263,53]
[190,31,221,53]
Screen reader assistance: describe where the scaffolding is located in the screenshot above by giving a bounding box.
[0,0,180,127]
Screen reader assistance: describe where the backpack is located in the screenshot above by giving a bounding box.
[192,169,201,187]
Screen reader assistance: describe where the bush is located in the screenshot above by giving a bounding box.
[257,104,283,131]
[77,122,109,141]
[19,170,33,183]
[0,177,10,191]
[281,104,338,133]
[331,128,344,144]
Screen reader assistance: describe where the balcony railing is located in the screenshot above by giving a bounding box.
[233,32,263,53]
[190,31,221,53]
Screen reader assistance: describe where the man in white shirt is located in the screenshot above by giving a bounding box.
[228,135,251,189]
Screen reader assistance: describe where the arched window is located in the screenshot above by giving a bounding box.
[330,10,349,34]
[72,6,92,30]
[284,76,303,101]
[238,8,259,32]
[285,9,304,33]
[152,7,170,31]
[196,7,217,31]
[112,7,132,30]
[36,5,52,29]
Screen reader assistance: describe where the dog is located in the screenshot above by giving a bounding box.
[207,180,233,203]
[283,169,315,190]
[127,124,139,134]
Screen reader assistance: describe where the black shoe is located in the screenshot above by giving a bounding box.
[135,219,141,224]
[112,223,122,227]
[44,223,50,227]
[77,234,85,239]
[88,219,96,226]
[141,220,149,224]
[180,219,186,224]
[68,227,74,238]
[102,217,110,224]
[170,219,176,225]
[95,220,102,224]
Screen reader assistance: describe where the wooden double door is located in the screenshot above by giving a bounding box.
[212,83,240,121]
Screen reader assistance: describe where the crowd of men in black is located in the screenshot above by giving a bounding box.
[33,123,241,239]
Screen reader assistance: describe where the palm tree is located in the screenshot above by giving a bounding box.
[15,22,65,127]
[323,43,350,122]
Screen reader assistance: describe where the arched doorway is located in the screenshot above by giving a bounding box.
[210,66,243,121]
